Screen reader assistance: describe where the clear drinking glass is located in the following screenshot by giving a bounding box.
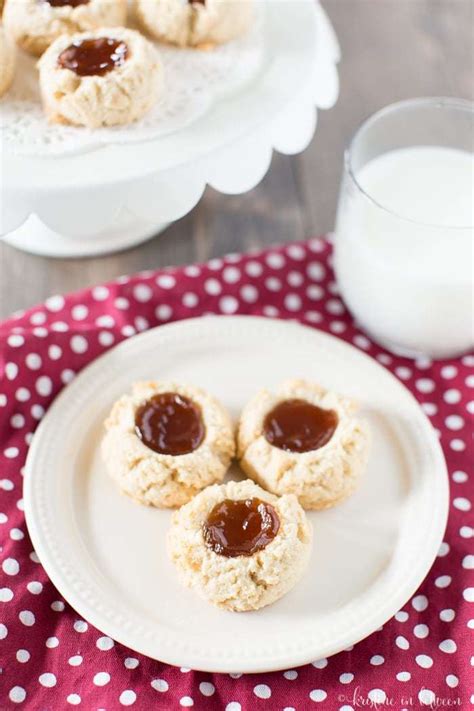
[334,97,473,359]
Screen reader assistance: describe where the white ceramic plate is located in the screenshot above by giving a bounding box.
[24,316,449,673]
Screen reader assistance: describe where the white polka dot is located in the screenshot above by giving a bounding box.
[155,304,173,321]
[307,284,324,300]
[120,690,136,706]
[45,636,58,648]
[0,623,8,639]
[94,672,111,686]
[467,401,474,414]
[10,529,24,542]
[1,479,14,491]
[16,388,30,402]
[68,618,86,635]
[225,704,241,711]
[468,619,474,629]
[204,278,222,296]
[463,554,474,569]
[36,376,53,397]
[414,624,429,638]
[441,365,457,379]
[395,610,408,622]
[307,262,326,281]
[16,649,30,663]
[133,284,152,303]
[287,271,304,287]
[415,654,433,668]
[39,673,57,688]
[70,335,88,354]
[68,655,83,666]
[124,657,139,669]
[368,690,386,703]
[416,378,435,393]
[71,304,89,320]
[435,575,452,588]
[309,689,327,702]
[219,296,238,314]
[254,684,271,699]
[207,258,223,271]
[287,244,305,260]
[395,635,409,650]
[284,293,302,311]
[463,587,474,602]
[50,322,68,333]
[3,558,19,575]
[98,331,114,347]
[10,413,25,429]
[339,673,354,684]
[265,277,282,292]
[4,446,19,459]
[446,675,458,688]
[241,285,259,303]
[180,667,191,673]
[114,297,129,310]
[0,587,13,601]
[151,679,168,692]
[6,363,19,380]
[245,261,263,277]
[311,658,328,669]
[453,497,471,511]
[92,286,109,301]
[19,610,35,626]
[326,298,344,315]
[439,639,457,653]
[30,311,46,325]
[354,335,371,350]
[33,327,48,338]
[9,686,26,703]
[370,655,385,665]
[184,265,201,277]
[96,315,115,328]
[453,470,468,483]
[0,394,7,408]
[97,636,114,650]
[283,670,298,680]
[412,595,428,611]
[51,600,64,611]
[182,292,199,308]
[47,345,62,361]
[395,366,411,380]
[451,438,466,451]
[45,295,65,312]
[156,274,176,289]
[440,609,455,622]
[29,551,39,563]
[67,694,81,705]
[446,415,464,430]
[421,402,437,416]
[61,369,75,384]
[222,266,241,284]
[8,334,25,347]
[418,689,435,705]
[438,542,450,557]
[444,389,461,404]
[0,512,8,523]
[179,697,194,707]
[266,253,285,269]
[396,672,411,682]
[199,682,215,697]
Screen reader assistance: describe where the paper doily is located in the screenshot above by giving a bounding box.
[0,10,265,157]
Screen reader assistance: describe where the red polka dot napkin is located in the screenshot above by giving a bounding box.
[0,238,472,710]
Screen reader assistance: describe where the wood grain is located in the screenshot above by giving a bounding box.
[1,0,472,319]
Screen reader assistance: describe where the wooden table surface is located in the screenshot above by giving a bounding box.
[1,0,472,319]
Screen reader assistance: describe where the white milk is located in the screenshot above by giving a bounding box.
[334,146,474,358]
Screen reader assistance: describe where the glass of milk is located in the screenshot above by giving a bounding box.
[334,97,473,359]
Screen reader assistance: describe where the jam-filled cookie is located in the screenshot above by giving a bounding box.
[102,381,235,508]
[38,28,163,128]
[237,379,370,510]
[0,24,15,97]
[168,479,312,611]
[3,0,127,57]
[135,0,253,49]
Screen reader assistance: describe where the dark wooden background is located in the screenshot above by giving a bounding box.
[1,0,472,319]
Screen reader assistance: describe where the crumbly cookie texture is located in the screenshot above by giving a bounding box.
[102,381,235,508]
[135,0,253,48]
[168,479,312,611]
[0,23,15,97]
[3,0,127,57]
[38,27,163,128]
[237,379,371,510]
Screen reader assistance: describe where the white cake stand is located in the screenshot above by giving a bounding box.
[0,1,340,257]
